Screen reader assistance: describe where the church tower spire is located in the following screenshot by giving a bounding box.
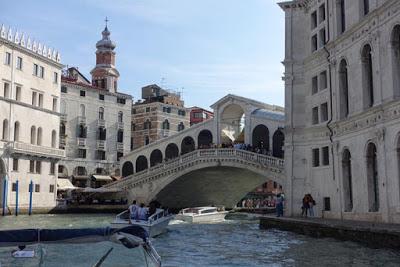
[90,18,120,93]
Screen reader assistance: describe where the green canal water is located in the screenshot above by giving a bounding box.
[1,214,400,266]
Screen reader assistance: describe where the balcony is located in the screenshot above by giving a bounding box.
[117,122,124,130]
[60,114,67,122]
[97,140,106,150]
[117,142,124,152]
[10,142,65,159]
[77,138,86,147]
[98,119,106,128]
[78,116,86,125]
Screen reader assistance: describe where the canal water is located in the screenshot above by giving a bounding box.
[1,213,400,266]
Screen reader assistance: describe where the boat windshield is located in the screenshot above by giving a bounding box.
[200,208,217,214]
[0,226,161,267]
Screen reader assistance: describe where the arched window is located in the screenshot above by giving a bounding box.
[51,130,57,148]
[99,107,104,120]
[2,119,8,140]
[118,111,123,123]
[37,127,43,146]
[60,123,66,136]
[339,59,349,119]
[117,130,124,143]
[342,149,353,212]
[361,44,374,108]
[391,25,400,98]
[14,121,20,141]
[252,125,270,151]
[30,126,36,144]
[162,119,170,130]
[79,104,85,117]
[366,142,379,212]
[178,122,184,132]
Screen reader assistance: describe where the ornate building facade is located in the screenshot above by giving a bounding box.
[131,84,190,150]
[280,0,400,223]
[58,25,132,188]
[0,24,64,210]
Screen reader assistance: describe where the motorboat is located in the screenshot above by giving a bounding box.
[175,206,229,223]
[112,208,173,237]
[0,226,161,267]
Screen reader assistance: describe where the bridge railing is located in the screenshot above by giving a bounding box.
[105,148,284,189]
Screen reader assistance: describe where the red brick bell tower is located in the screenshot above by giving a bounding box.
[90,18,120,93]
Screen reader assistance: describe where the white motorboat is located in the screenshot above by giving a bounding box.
[175,207,229,223]
[111,208,173,237]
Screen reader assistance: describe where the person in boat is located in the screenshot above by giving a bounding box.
[148,201,157,217]
[137,203,149,221]
[129,200,139,221]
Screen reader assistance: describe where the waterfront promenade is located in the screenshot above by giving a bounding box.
[260,215,400,249]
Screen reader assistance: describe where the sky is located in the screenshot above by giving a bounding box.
[1,0,285,109]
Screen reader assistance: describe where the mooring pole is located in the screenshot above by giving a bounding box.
[2,177,7,216]
[15,180,19,216]
[28,180,33,216]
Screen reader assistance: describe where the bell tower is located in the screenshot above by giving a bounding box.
[90,18,120,93]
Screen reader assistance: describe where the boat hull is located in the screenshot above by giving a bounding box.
[175,211,228,223]
[111,216,173,237]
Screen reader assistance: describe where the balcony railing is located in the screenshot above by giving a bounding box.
[77,138,86,147]
[60,114,67,122]
[97,140,106,150]
[10,142,65,158]
[98,119,106,128]
[117,122,124,130]
[117,142,124,152]
[78,116,86,125]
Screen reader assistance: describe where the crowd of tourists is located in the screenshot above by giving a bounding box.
[239,198,276,209]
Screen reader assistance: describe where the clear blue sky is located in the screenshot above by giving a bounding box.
[2,0,285,109]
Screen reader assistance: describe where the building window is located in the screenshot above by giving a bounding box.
[131,123,136,131]
[132,108,136,114]
[12,158,18,171]
[4,52,11,65]
[15,86,21,101]
[39,66,45,78]
[118,112,123,123]
[144,120,151,130]
[312,148,320,167]
[162,119,170,130]
[78,149,86,159]
[80,90,86,97]
[99,94,104,101]
[312,107,319,125]
[320,71,327,91]
[366,143,379,212]
[337,0,346,34]
[117,130,124,143]
[29,160,35,173]
[342,149,353,212]
[3,82,10,98]
[311,11,317,30]
[178,110,186,116]
[61,86,67,93]
[145,136,149,145]
[322,146,329,166]
[50,162,55,175]
[12,183,17,192]
[32,91,37,106]
[2,119,8,140]
[35,184,40,193]
[311,34,318,52]
[320,102,328,122]
[117,98,126,104]
[14,121,20,141]
[146,107,150,113]
[30,126,36,144]
[36,161,41,174]
[49,184,55,193]
[99,107,104,120]
[16,56,23,70]
[33,63,39,76]
[362,44,374,108]
[319,28,326,47]
[38,94,43,108]
[52,98,58,111]
[339,59,349,119]
[53,72,58,83]
[97,150,106,160]
[363,0,369,16]
[178,122,184,131]
[319,4,326,23]
[117,152,123,162]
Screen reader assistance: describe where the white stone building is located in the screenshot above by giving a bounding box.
[280,0,400,223]
[58,25,132,188]
[0,24,64,211]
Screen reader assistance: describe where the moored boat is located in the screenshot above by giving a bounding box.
[111,208,173,237]
[175,206,229,223]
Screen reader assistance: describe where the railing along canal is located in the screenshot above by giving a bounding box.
[105,148,284,189]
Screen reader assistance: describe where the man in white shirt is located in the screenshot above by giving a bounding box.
[137,203,148,221]
[129,200,139,222]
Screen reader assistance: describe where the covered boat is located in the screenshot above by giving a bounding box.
[175,207,229,223]
[0,226,161,267]
[112,208,173,237]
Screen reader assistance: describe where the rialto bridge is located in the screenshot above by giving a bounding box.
[105,94,286,209]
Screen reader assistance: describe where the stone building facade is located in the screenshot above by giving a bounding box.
[0,24,64,210]
[58,25,132,188]
[131,84,190,150]
[280,0,400,223]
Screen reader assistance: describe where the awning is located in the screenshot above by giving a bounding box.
[91,175,113,182]
[57,179,76,190]
[81,187,122,193]
[72,175,89,180]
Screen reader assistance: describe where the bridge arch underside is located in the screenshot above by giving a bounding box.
[151,166,284,210]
